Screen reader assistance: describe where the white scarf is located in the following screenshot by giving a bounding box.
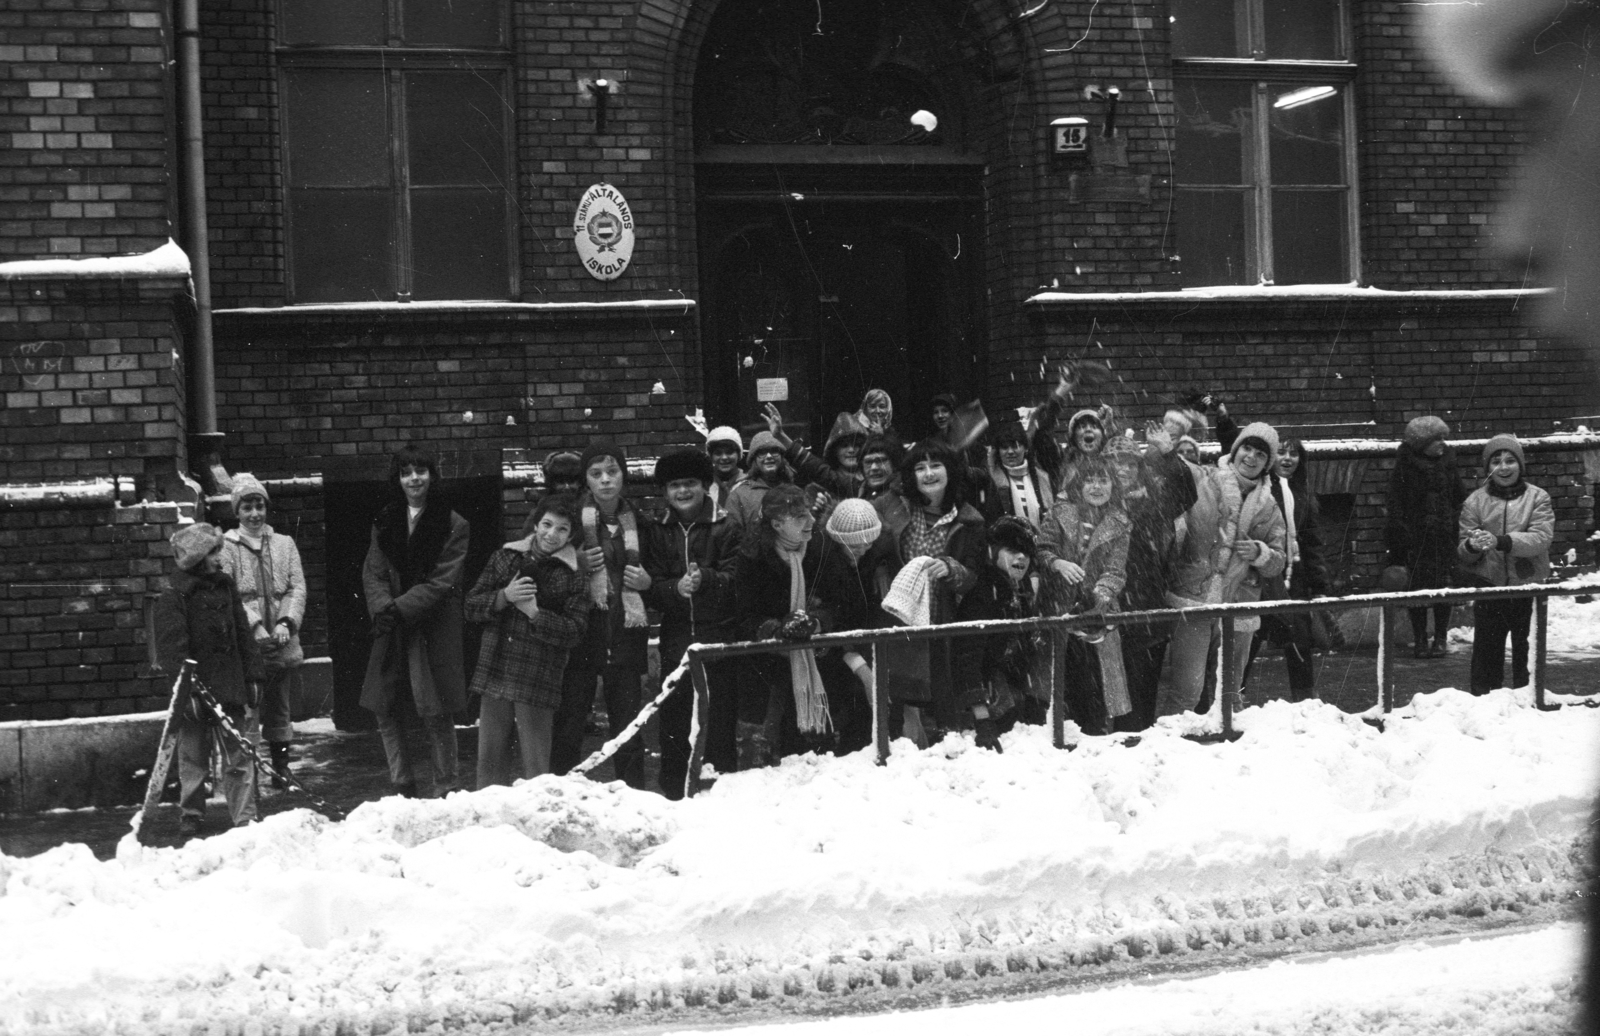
[1003,462,1041,528]
[776,542,832,735]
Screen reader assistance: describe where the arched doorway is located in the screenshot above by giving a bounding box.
[693,0,992,445]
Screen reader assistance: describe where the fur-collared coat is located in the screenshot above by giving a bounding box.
[464,539,590,709]
[155,567,264,708]
[1036,500,1133,717]
[360,500,470,717]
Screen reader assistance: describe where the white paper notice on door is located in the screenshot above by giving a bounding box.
[756,378,789,402]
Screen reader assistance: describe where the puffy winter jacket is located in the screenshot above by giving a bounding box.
[1457,482,1554,586]
[1168,461,1286,604]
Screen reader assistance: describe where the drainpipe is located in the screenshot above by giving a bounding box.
[175,0,224,490]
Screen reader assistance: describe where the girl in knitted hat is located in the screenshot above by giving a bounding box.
[219,474,306,789]
[550,441,654,788]
[360,443,469,798]
[1156,424,1287,719]
[155,523,265,836]
[1386,416,1468,657]
[810,497,888,755]
[1459,434,1554,693]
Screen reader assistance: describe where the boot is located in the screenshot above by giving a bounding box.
[269,742,292,789]
[736,721,770,771]
[1428,635,1449,658]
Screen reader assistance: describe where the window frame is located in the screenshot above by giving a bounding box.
[275,0,519,304]
[1172,1,1361,287]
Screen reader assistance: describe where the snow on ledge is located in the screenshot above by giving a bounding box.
[215,298,697,316]
[0,239,190,280]
[1026,283,1552,304]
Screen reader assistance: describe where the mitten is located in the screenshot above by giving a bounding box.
[974,716,1004,753]
[371,605,399,636]
[755,618,783,640]
[779,610,820,642]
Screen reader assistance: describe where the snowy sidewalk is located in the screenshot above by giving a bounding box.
[2,683,1596,1035]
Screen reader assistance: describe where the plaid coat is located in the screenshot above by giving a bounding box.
[465,539,591,709]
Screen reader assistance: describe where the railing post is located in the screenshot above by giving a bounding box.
[1050,631,1065,749]
[1534,594,1548,710]
[685,653,711,799]
[872,643,889,765]
[1219,616,1236,738]
[1376,606,1394,713]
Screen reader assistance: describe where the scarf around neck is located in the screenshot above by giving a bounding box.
[776,541,831,735]
[582,502,648,628]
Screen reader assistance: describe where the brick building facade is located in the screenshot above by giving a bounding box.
[2,0,1596,722]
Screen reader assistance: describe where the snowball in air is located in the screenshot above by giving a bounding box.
[462,411,473,422]
[742,356,754,369]
[910,110,938,132]
[651,381,666,395]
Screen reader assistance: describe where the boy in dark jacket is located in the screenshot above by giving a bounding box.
[154,523,265,836]
[645,446,742,796]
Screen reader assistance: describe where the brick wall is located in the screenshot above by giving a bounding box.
[0,276,188,485]
[1356,0,1528,289]
[0,502,183,723]
[0,0,171,262]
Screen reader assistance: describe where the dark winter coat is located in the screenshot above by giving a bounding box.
[569,495,652,675]
[360,501,470,717]
[155,567,264,708]
[875,497,987,727]
[1266,470,1329,601]
[1386,443,1468,589]
[645,496,742,663]
[1120,449,1198,614]
[953,565,1060,714]
[785,413,868,501]
[464,540,591,709]
[1036,499,1134,717]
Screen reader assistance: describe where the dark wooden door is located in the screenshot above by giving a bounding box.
[700,197,982,445]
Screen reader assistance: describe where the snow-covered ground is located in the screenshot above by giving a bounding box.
[2,675,1596,1035]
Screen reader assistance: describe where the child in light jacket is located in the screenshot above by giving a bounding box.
[1459,434,1554,694]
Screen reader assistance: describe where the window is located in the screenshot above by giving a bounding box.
[278,0,515,303]
[1171,0,1356,286]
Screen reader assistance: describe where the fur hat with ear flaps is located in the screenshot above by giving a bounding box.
[654,446,715,487]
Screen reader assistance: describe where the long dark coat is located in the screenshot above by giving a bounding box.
[155,567,264,707]
[360,500,470,717]
[1385,443,1468,589]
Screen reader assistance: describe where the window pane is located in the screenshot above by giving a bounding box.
[404,0,503,46]
[1270,83,1344,185]
[1264,0,1342,59]
[1271,189,1347,284]
[285,70,389,188]
[1171,0,1244,57]
[280,0,384,45]
[1178,188,1249,286]
[1175,80,1252,186]
[409,189,509,299]
[289,190,394,302]
[406,72,508,186]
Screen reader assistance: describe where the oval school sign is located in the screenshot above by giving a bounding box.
[573,182,635,281]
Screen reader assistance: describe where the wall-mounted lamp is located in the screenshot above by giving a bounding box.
[1102,86,1120,138]
[591,77,610,134]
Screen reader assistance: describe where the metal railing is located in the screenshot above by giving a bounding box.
[657,578,1600,797]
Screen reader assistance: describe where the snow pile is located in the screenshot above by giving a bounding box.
[1,689,1595,1033]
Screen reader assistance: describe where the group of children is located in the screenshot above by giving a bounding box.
[154,387,1557,822]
